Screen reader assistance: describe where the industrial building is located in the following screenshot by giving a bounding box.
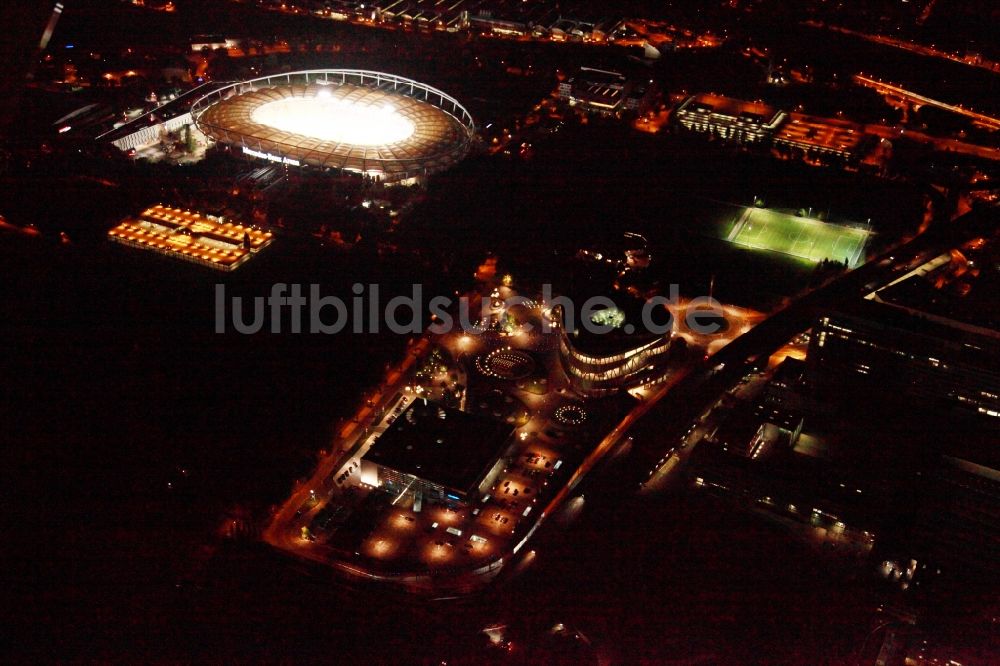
[675,94,875,163]
[774,114,872,161]
[558,67,655,117]
[674,93,787,144]
[808,298,1000,420]
[107,204,273,271]
[360,401,513,505]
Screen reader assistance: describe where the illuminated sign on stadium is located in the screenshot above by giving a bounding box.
[242,146,301,166]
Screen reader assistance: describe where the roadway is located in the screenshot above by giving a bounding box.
[96,80,228,143]
[854,74,1000,131]
[804,22,1000,76]
[861,123,1000,162]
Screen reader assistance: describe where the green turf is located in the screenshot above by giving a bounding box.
[727,207,870,268]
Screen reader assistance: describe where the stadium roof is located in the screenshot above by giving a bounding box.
[364,401,513,495]
[192,71,474,181]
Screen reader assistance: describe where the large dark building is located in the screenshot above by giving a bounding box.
[808,298,1000,421]
[908,453,1000,576]
[360,400,512,504]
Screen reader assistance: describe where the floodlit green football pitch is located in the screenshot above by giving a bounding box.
[726,207,870,268]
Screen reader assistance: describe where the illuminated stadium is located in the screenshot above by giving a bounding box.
[191,70,475,182]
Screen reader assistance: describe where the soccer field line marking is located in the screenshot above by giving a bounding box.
[726,207,754,242]
[789,224,809,256]
[848,235,868,268]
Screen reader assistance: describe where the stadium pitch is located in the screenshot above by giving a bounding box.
[726,207,870,268]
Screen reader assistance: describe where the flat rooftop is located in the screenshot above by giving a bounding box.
[563,289,665,356]
[364,401,514,495]
[823,297,1000,356]
[877,274,1000,335]
[775,114,867,153]
[576,67,627,85]
[108,205,273,271]
[683,93,781,124]
[573,86,625,110]
[873,241,1000,333]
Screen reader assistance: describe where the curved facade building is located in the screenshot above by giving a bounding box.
[560,331,675,395]
[555,298,678,395]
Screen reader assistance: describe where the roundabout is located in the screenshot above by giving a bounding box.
[475,348,536,380]
[554,404,588,426]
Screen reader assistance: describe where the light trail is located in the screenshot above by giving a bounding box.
[854,74,1000,130]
